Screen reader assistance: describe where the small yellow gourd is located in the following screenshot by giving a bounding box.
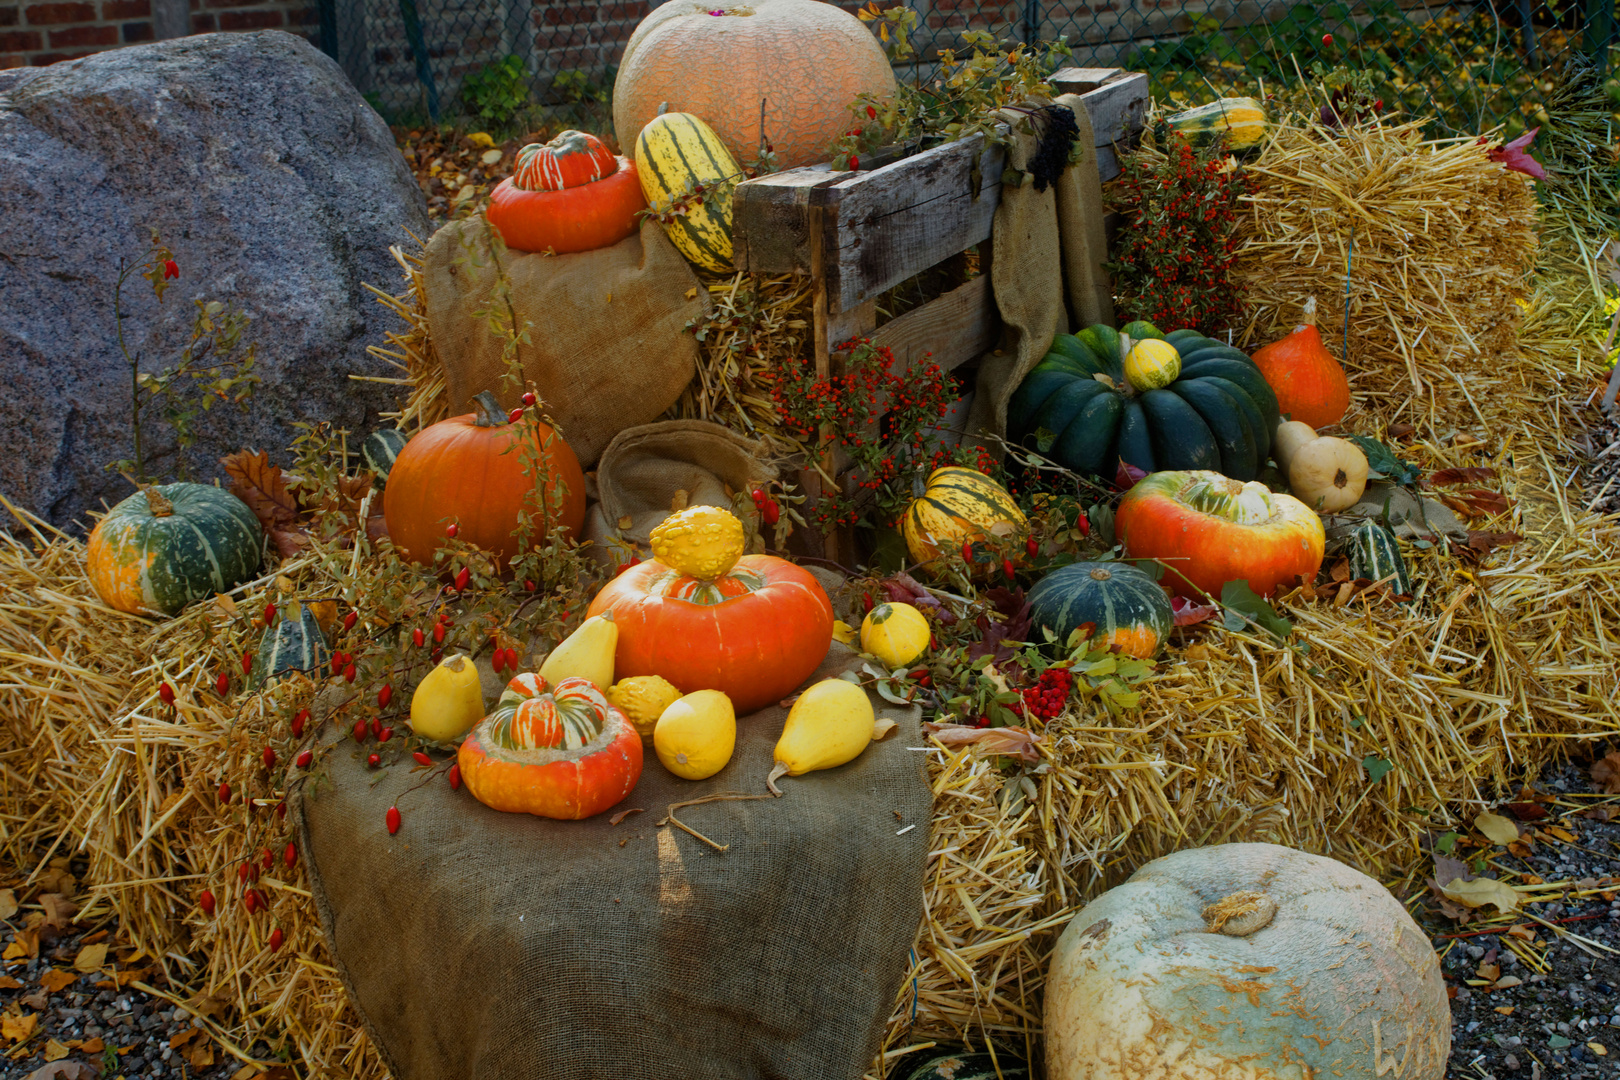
[1288,436,1369,513]
[654,689,736,780]
[608,674,683,742]
[649,504,745,581]
[767,677,876,795]
[1272,420,1318,471]
[860,602,930,669]
[1122,338,1182,391]
[537,611,617,691]
[409,654,486,742]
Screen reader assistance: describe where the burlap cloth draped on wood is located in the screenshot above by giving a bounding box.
[294,641,932,1080]
[966,94,1114,449]
[422,218,709,467]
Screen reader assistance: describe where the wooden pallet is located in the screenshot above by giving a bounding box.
[729,69,1149,558]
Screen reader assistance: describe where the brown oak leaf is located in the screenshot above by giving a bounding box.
[1591,751,1620,795]
[222,450,302,530]
[1426,467,1500,487]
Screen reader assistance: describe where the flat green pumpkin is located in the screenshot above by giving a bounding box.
[1027,560,1173,659]
[87,483,263,616]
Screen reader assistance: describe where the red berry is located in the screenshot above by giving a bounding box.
[1026,536,1039,558]
[276,801,287,821]
[524,579,537,591]
[264,602,277,624]
[159,682,175,706]
[975,715,991,729]
[505,647,520,670]
[368,752,381,768]
[296,749,313,769]
[763,501,779,525]
[433,622,445,644]
[243,891,258,913]
[163,259,179,280]
[1076,514,1090,538]
[242,651,253,675]
[627,555,640,568]
[449,763,462,790]
[216,671,230,695]
[930,635,939,650]
[386,806,401,834]
[269,927,285,952]
[866,105,877,119]
[378,684,393,709]
[1322,32,1333,45]
[413,751,432,766]
[261,848,273,872]
[218,781,231,804]
[343,611,358,632]
[850,156,860,171]
[414,627,425,647]
[751,487,766,505]
[522,391,537,406]
[454,567,471,592]
[508,407,524,423]
[1002,558,1015,581]
[291,708,308,737]
[492,649,506,674]
[198,890,215,916]
[371,717,383,738]
[237,863,251,884]
[262,746,276,770]
[862,593,874,613]
[284,842,297,869]
[378,726,394,743]
[353,719,368,743]
[343,662,356,683]
[962,540,974,563]
[331,654,345,677]
[446,522,460,538]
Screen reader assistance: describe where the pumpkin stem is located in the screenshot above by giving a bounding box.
[657,101,669,116]
[1201,890,1277,936]
[766,761,790,796]
[142,486,175,518]
[472,391,505,427]
[1299,296,1318,331]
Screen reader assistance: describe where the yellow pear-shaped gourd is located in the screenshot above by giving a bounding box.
[538,611,617,691]
[649,504,744,580]
[860,602,930,669]
[654,689,737,780]
[409,654,486,742]
[608,674,683,741]
[767,677,876,795]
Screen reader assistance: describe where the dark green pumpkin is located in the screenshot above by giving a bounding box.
[1026,561,1173,658]
[1347,518,1411,598]
[1008,328,1280,481]
[252,601,330,685]
[902,1050,1029,1080]
[86,484,263,617]
[362,427,409,484]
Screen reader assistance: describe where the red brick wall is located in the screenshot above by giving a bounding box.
[0,0,318,68]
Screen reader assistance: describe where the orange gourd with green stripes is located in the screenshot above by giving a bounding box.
[901,467,1027,571]
[634,111,738,272]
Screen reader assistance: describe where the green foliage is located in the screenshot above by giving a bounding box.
[1219,580,1293,640]
[1362,754,1394,783]
[461,55,530,130]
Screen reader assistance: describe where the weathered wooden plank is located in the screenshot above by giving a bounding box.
[871,275,999,377]
[730,164,847,276]
[1073,71,1150,148]
[1050,66,1122,95]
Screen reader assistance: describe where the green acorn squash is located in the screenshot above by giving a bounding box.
[1008,327,1280,482]
[252,601,331,685]
[1027,561,1173,659]
[362,427,409,484]
[1165,97,1268,151]
[1347,518,1411,598]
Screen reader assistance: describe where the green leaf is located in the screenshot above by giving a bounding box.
[1434,830,1459,855]
[1218,580,1293,640]
[1345,435,1422,487]
[1362,755,1393,783]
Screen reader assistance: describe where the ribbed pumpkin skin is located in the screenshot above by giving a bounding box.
[1008,328,1281,482]
[586,555,834,716]
[87,484,263,617]
[458,698,643,819]
[1166,97,1269,150]
[512,130,618,191]
[1026,562,1173,659]
[1250,322,1350,430]
[485,161,646,255]
[902,467,1027,569]
[253,602,330,684]
[636,112,740,272]
[613,0,897,170]
[1115,471,1325,599]
[383,408,587,567]
[1347,518,1411,595]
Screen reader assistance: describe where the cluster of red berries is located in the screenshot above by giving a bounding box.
[750,487,781,526]
[1017,666,1075,721]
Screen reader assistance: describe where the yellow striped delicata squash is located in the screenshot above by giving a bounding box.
[635,109,739,272]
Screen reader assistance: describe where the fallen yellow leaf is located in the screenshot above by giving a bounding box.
[1,1012,38,1043]
[1442,875,1522,913]
[0,888,15,920]
[38,968,76,993]
[1476,811,1521,845]
[1494,975,1523,989]
[72,941,108,972]
[42,1037,69,1061]
[1495,1005,1515,1015]
[479,149,503,166]
[831,620,857,645]
[1477,962,1501,981]
[1546,825,1578,843]
[1588,1042,1607,1056]
[466,132,495,148]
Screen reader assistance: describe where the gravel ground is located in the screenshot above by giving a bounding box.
[1582,411,1619,518]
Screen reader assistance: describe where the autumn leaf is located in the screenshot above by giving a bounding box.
[1426,466,1499,487]
[267,526,311,560]
[37,969,77,993]
[221,449,302,530]
[1170,595,1218,626]
[71,941,107,972]
[922,722,1043,763]
[1592,751,1620,795]
[37,893,76,929]
[1475,811,1521,845]
[1487,127,1548,180]
[2,1012,38,1043]
[0,887,15,920]
[1442,875,1522,913]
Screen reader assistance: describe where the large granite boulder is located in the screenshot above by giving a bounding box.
[0,30,429,531]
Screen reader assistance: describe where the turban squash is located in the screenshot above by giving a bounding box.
[486,130,647,255]
[587,505,834,715]
[87,484,262,617]
[1008,324,1281,482]
[458,674,643,819]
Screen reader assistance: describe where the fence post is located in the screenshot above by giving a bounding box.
[397,0,441,122]
[317,0,339,61]
[1586,0,1615,73]
[1023,0,1041,45]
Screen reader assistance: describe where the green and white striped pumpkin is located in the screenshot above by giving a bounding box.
[1026,561,1174,658]
[86,484,263,617]
[902,1050,1029,1080]
[252,601,330,685]
[1347,518,1411,597]
[362,427,409,484]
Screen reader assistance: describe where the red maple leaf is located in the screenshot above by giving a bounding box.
[1487,128,1548,180]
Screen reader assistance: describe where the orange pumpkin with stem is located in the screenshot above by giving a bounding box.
[383,391,587,567]
[1249,298,1351,429]
[486,130,647,254]
[586,505,834,715]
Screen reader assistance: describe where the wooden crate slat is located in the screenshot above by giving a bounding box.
[730,164,850,277]
[1072,72,1150,149]
[870,274,997,378]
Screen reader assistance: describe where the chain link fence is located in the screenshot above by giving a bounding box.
[319,0,1617,138]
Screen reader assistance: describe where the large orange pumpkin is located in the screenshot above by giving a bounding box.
[383,391,587,566]
[1115,470,1325,599]
[486,130,647,255]
[612,0,897,170]
[1249,300,1351,429]
[458,674,644,819]
[587,553,835,716]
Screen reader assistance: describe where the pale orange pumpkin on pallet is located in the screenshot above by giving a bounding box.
[612,0,897,171]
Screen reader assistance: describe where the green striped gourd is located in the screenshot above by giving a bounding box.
[903,1050,1029,1080]
[635,110,738,272]
[1007,324,1281,482]
[253,601,330,685]
[1165,97,1269,151]
[1026,561,1174,658]
[901,466,1026,572]
[362,427,408,484]
[1347,518,1411,597]
[86,484,263,617]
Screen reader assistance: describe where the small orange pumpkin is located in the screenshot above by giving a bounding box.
[486,130,647,255]
[382,392,587,567]
[1249,299,1350,429]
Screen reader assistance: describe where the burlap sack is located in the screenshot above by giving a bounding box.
[583,419,778,559]
[967,94,1114,450]
[294,640,931,1080]
[422,218,709,467]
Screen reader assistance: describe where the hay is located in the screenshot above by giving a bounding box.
[1228,119,1540,432]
